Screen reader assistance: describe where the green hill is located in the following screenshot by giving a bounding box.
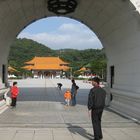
[8,38,56,69]
[8,38,107,77]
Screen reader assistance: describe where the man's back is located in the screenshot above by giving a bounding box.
[87,77,106,140]
[88,87,106,110]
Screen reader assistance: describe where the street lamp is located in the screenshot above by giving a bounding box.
[70,67,73,78]
[47,0,78,15]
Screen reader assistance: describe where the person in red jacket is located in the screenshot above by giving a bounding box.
[11,82,19,108]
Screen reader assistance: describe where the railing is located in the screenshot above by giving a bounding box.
[0,88,10,108]
[0,88,10,101]
[110,88,140,121]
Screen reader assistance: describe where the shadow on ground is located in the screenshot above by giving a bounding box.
[66,123,93,139]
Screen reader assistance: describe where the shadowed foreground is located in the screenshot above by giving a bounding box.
[0,79,139,140]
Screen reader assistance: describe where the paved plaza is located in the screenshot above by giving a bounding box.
[0,79,139,140]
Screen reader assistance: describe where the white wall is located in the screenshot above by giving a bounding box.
[103,8,140,120]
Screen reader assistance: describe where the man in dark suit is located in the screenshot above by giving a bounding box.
[87,77,106,140]
[71,79,78,106]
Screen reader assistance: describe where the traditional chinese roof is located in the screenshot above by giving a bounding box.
[25,56,69,65]
[23,57,70,71]
[78,67,86,71]
[22,65,33,71]
[8,66,18,72]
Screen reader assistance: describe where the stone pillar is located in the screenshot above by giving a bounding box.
[0,42,10,88]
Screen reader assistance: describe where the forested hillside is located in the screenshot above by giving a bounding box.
[8,38,107,77]
[8,38,56,69]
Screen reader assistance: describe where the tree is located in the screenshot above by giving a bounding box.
[91,59,107,80]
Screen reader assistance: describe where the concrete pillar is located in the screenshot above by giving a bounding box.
[0,44,10,88]
[103,10,140,120]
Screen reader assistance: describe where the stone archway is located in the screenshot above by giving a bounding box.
[0,0,140,120]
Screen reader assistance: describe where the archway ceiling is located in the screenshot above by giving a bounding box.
[0,0,136,47]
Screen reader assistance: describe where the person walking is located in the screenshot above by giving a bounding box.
[71,79,78,106]
[10,81,19,108]
[87,77,106,140]
[64,89,71,106]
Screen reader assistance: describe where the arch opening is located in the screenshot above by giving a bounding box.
[8,16,106,82]
[0,0,140,120]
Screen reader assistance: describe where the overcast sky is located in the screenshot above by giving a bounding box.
[18,17,102,50]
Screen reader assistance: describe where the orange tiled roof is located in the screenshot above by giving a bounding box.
[33,64,62,70]
[22,65,33,70]
[8,66,18,72]
[78,67,86,71]
[60,65,70,71]
[25,57,69,65]
[23,57,69,71]
[23,64,70,71]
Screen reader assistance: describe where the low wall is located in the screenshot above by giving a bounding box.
[110,89,140,121]
[0,88,10,107]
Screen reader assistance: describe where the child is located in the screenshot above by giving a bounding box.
[64,89,71,106]
[11,82,19,108]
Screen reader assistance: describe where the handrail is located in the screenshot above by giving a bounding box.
[0,88,10,100]
[0,88,8,94]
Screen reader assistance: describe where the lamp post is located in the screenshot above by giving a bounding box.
[70,67,73,79]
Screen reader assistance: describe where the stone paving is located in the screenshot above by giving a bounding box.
[0,78,139,140]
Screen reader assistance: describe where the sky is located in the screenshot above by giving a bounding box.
[18,17,103,50]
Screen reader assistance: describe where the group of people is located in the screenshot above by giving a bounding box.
[63,77,106,140]
[64,79,79,106]
[9,77,106,140]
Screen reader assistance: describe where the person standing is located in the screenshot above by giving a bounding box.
[64,89,71,106]
[11,82,19,108]
[87,77,106,140]
[71,79,77,106]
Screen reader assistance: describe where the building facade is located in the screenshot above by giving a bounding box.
[23,57,69,78]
